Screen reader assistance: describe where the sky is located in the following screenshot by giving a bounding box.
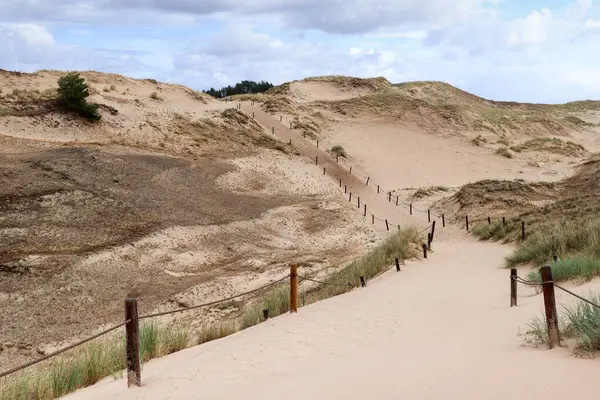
[1,0,600,103]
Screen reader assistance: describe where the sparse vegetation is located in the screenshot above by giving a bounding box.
[510,138,586,156]
[330,145,347,158]
[495,147,513,158]
[412,186,449,199]
[57,72,101,121]
[522,292,600,356]
[149,92,162,101]
[525,257,600,284]
[470,135,487,146]
[471,220,517,242]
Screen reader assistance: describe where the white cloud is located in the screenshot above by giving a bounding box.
[506,8,553,47]
[586,18,600,27]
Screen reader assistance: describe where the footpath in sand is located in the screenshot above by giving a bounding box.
[66,237,600,400]
[67,105,600,400]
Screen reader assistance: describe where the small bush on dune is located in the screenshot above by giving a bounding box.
[495,147,513,158]
[57,72,101,121]
[330,145,348,158]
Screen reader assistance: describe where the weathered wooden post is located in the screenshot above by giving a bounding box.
[263,309,269,320]
[315,156,318,165]
[125,299,141,388]
[339,178,342,187]
[357,197,361,208]
[522,221,526,241]
[290,265,298,313]
[317,140,319,148]
[377,185,380,193]
[410,204,413,215]
[442,214,445,227]
[430,221,436,243]
[290,122,292,129]
[388,192,392,202]
[280,115,282,122]
[510,268,517,307]
[395,258,401,272]
[396,196,399,206]
[372,214,374,224]
[540,266,560,349]
[366,177,370,185]
[364,204,367,217]
[422,244,427,259]
[349,192,352,202]
[502,216,506,226]
[385,219,390,231]
[349,167,352,174]
[466,215,469,231]
[323,167,326,175]
[272,127,274,134]
[360,276,366,287]
[344,185,347,194]
[427,233,432,251]
[428,209,431,223]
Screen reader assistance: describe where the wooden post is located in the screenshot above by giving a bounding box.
[290,122,292,129]
[385,219,389,231]
[344,185,347,194]
[377,185,380,193]
[323,167,326,175]
[263,309,269,320]
[366,177,370,185]
[315,156,318,165]
[288,139,291,145]
[360,276,366,287]
[280,115,282,122]
[510,268,517,307]
[364,204,367,217]
[349,193,352,202]
[396,196,399,206]
[395,258,401,272]
[357,197,361,208]
[410,204,413,215]
[317,140,319,148]
[422,244,427,259]
[372,214,374,224]
[290,265,298,313]
[252,112,255,119]
[430,221,436,243]
[540,266,560,349]
[272,127,274,134]
[488,216,491,225]
[339,178,342,187]
[427,233,432,251]
[125,299,141,388]
[388,192,391,202]
[503,216,506,226]
[553,255,558,262]
[442,214,445,227]
[522,221,526,241]
[428,209,431,222]
[466,215,469,231]
[350,167,352,174]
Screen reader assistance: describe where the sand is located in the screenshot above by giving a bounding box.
[66,237,600,400]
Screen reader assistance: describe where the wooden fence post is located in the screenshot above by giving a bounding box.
[280,115,282,122]
[522,221,526,241]
[372,214,374,224]
[396,196,399,206]
[428,209,431,222]
[422,244,427,259]
[290,122,292,129]
[366,177,370,185]
[427,233,432,251]
[263,309,269,320]
[388,192,391,202]
[125,299,141,388]
[344,185,347,194]
[339,178,342,187]
[357,197,361,208]
[349,193,352,202]
[377,185,380,194]
[364,204,367,217]
[315,156,318,165]
[360,276,366,287]
[350,167,352,174]
[488,216,491,225]
[540,266,560,349]
[272,127,274,134]
[410,204,413,215]
[430,221,436,243]
[503,216,506,226]
[395,258,401,272]
[385,219,390,231]
[290,265,298,313]
[317,140,319,148]
[510,268,517,307]
[323,167,326,176]
[442,214,445,227]
[466,215,469,231]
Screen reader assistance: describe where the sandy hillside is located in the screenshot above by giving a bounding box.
[3,72,600,399]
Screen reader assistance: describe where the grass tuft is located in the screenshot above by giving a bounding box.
[330,145,347,158]
[495,147,513,158]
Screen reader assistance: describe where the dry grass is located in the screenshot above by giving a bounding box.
[149,92,162,101]
[412,186,449,199]
[330,145,347,158]
[495,147,513,158]
[510,138,586,156]
[470,134,487,146]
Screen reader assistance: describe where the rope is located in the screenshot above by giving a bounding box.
[369,262,397,281]
[554,284,600,309]
[418,224,433,234]
[512,275,543,286]
[298,275,353,288]
[0,320,130,379]
[140,275,290,320]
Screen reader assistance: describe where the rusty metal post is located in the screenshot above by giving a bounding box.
[442,214,445,227]
[290,265,298,313]
[263,309,269,320]
[466,215,469,231]
[125,299,141,388]
[395,258,401,272]
[360,276,366,287]
[422,244,427,259]
[540,266,560,349]
[510,268,517,307]
[522,221,526,241]
[385,219,389,231]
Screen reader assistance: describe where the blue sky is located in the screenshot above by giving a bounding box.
[1,0,600,103]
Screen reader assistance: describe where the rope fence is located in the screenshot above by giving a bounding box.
[510,266,600,349]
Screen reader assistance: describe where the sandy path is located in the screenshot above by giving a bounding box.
[66,238,600,400]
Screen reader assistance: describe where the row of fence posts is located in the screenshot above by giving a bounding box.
[510,265,560,349]
[466,215,527,240]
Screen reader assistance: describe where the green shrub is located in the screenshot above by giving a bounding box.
[57,72,101,121]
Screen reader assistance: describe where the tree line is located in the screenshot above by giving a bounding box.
[203,80,274,98]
